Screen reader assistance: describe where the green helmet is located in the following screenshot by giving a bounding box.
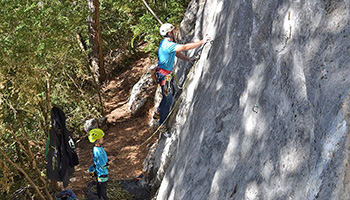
[88,128,105,143]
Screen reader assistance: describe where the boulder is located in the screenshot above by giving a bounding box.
[128,65,158,117]
[84,117,108,133]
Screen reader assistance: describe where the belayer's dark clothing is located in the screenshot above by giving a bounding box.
[46,107,79,187]
[97,181,108,200]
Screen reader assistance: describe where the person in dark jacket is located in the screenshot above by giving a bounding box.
[46,107,79,188]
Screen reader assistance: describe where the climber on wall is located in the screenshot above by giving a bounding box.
[154,23,211,137]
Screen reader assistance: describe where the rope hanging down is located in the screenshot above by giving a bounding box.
[142,0,163,24]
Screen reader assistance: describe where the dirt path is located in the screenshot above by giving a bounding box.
[72,54,158,198]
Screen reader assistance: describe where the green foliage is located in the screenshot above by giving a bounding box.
[0,0,99,198]
[100,0,135,53]
[0,0,99,132]
[0,0,192,198]
[99,0,192,57]
[135,0,192,54]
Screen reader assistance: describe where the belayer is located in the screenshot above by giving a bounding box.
[154,23,211,137]
[88,128,115,200]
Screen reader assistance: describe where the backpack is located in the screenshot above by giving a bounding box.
[55,189,78,200]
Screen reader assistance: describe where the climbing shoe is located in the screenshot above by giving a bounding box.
[159,125,170,138]
[153,111,160,120]
[162,132,170,138]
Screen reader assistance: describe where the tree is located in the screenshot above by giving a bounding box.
[0,1,100,198]
[88,0,106,84]
[0,0,192,198]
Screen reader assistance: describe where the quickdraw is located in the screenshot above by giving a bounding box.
[163,74,172,96]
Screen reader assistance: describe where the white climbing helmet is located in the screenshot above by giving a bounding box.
[160,23,174,36]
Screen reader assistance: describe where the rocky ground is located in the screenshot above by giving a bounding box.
[71,53,157,199]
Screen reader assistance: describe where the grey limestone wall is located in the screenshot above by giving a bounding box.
[147,0,350,199]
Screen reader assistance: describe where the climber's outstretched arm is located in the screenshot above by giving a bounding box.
[176,52,191,62]
[175,35,211,52]
[175,40,205,52]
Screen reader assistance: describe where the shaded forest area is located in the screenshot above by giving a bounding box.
[0,0,190,199]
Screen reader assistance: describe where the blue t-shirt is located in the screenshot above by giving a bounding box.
[157,39,177,71]
[93,146,108,182]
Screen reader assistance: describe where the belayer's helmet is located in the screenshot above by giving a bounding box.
[160,23,174,36]
[88,128,105,143]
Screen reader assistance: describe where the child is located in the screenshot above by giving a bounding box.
[88,128,115,200]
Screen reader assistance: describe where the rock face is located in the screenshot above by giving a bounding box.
[128,65,157,116]
[147,0,350,200]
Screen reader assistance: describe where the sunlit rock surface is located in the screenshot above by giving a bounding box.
[128,65,157,116]
[146,0,350,199]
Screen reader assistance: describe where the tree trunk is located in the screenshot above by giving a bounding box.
[76,33,105,114]
[88,0,106,84]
